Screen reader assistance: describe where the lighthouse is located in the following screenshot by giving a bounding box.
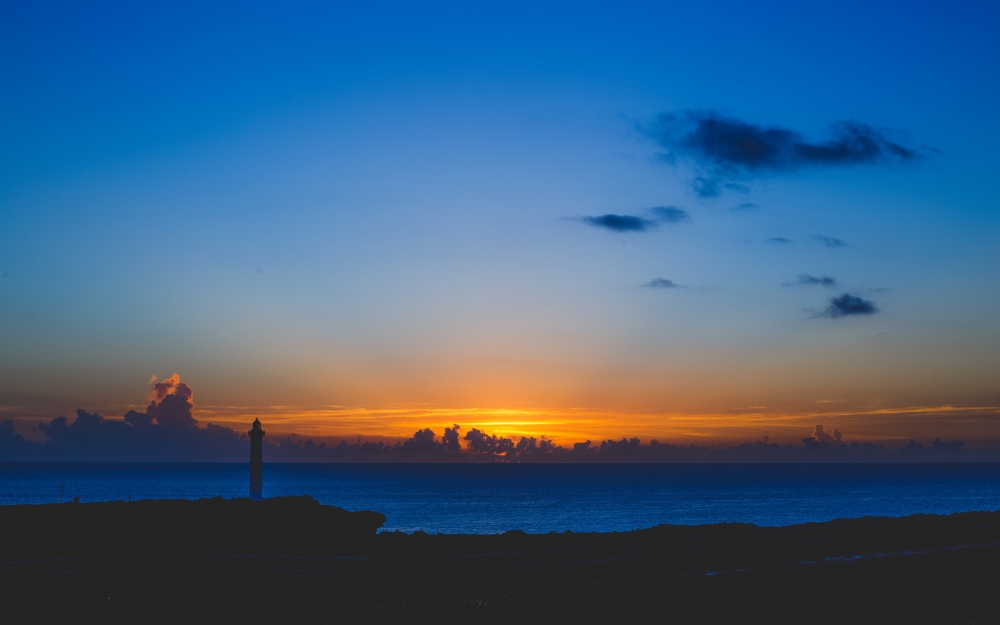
[249,418,265,500]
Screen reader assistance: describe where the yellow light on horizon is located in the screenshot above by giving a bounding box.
[174,403,1000,447]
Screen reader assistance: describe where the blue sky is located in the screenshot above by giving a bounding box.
[2,0,999,445]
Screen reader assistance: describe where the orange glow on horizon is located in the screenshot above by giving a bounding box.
[178,403,1000,447]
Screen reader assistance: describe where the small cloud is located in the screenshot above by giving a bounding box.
[823,293,878,318]
[577,207,690,232]
[691,175,721,198]
[651,206,690,223]
[785,274,837,288]
[642,110,925,193]
[643,278,682,289]
[802,424,843,447]
[724,182,750,193]
[730,202,761,212]
[767,237,792,244]
[811,234,847,248]
[580,214,656,232]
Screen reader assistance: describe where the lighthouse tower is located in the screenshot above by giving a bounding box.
[249,418,265,500]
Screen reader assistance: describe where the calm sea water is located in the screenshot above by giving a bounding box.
[2,463,999,533]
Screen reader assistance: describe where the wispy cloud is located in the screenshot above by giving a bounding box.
[643,110,924,197]
[811,234,847,248]
[651,206,689,223]
[730,202,761,211]
[577,206,690,233]
[785,274,837,288]
[580,214,656,232]
[643,278,682,289]
[823,293,878,318]
[767,237,792,244]
[691,176,721,197]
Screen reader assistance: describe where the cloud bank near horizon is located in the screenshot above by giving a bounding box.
[0,413,985,462]
[2,377,992,463]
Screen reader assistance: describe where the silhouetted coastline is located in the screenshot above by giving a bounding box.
[0,496,384,560]
[2,497,1000,623]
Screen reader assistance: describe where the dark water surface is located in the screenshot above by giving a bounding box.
[2,463,999,533]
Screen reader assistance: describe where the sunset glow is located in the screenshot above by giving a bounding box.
[2,1,999,459]
[153,403,1000,447]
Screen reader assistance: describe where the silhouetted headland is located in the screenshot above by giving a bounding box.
[0,496,384,560]
[3,498,1000,623]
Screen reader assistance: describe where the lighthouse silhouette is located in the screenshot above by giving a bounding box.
[249,418,265,500]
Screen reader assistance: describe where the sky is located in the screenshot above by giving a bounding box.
[2,0,999,455]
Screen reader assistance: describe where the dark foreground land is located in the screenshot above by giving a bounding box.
[3,497,1000,624]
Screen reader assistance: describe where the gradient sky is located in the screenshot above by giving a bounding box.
[2,0,999,447]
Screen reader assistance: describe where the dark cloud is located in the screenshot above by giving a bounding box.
[514,436,558,455]
[572,440,594,453]
[233,431,1000,461]
[767,237,792,244]
[26,409,245,462]
[644,110,923,196]
[812,234,847,248]
[786,275,837,288]
[464,428,516,455]
[150,374,191,404]
[399,425,463,454]
[125,373,197,430]
[651,206,689,223]
[824,293,878,318]
[730,202,761,212]
[147,393,196,429]
[901,438,965,456]
[691,175,721,197]
[724,182,750,193]
[652,110,920,171]
[802,424,843,448]
[441,424,462,452]
[643,278,681,289]
[578,206,689,233]
[0,375,247,461]
[599,437,643,455]
[581,214,656,232]
[0,419,30,454]
[400,428,439,453]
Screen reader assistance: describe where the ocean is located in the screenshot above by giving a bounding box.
[2,462,999,534]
